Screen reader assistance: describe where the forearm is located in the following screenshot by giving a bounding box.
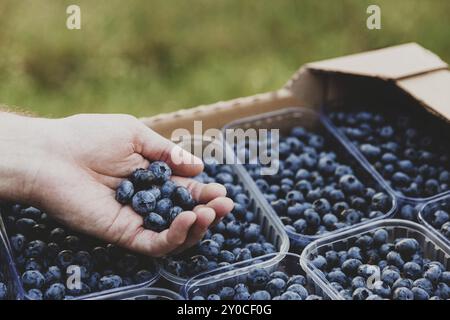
[0,112,56,203]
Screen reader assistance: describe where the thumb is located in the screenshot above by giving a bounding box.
[138,126,204,177]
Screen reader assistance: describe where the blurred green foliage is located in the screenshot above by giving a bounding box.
[0,0,449,117]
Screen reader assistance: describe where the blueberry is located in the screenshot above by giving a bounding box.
[287,284,308,299]
[424,264,442,283]
[341,209,361,225]
[63,235,81,252]
[243,224,260,242]
[311,255,327,270]
[131,168,157,189]
[44,283,66,300]
[56,250,74,269]
[148,161,172,183]
[265,278,286,297]
[279,291,302,300]
[27,288,43,300]
[339,175,363,195]
[132,191,156,215]
[172,186,194,209]
[371,193,390,211]
[394,238,419,258]
[49,227,66,243]
[98,275,123,291]
[372,229,388,246]
[218,287,235,300]
[207,294,221,300]
[403,262,422,280]
[250,290,271,300]
[248,268,270,290]
[432,210,449,228]
[351,276,366,290]
[10,234,26,253]
[304,209,321,228]
[381,269,400,286]
[198,240,220,259]
[386,251,405,269]
[392,278,413,290]
[143,212,167,232]
[352,287,372,300]
[160,180,177,198]
[87,272,101,290]
[24,240,47,259]
[168,206,183,223]
[393,287,414,300]
[411,287,430,300]
[372,281,391,298]
[327,270,348,287]
[236,248,252,262]
[189,255,209,274]
[154,198,173,219]
[434,283,450,299]
[22,270,45,289]
[413,278,434,295]
[115,180,134,204]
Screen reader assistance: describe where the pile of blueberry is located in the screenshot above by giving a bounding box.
[2,205,157,300]
[0,272,7,300]
[242,126,392,237]
[309,228,450,300]
[191,267,323,300]
[115,161,196,232]
[328,110,450,198]
[421,200,450,242]
[163,161,277,279]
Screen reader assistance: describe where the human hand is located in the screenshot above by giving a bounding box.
[0,112,233,257]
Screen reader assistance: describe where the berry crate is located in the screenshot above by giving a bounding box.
[223,107,397,252]
[90,287,184,300]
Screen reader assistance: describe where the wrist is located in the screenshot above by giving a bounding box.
[0,112,58,203]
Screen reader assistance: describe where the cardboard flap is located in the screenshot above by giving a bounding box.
[305,43,447,80]
[397,69,450,121]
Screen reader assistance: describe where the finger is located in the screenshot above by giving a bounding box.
[138,127,204,177]
[171,177,227,203]
[206,197,234,224]
[122,211,196,257]
[173,206,216,253]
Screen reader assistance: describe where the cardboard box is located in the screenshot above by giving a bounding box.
[141,43,449,137]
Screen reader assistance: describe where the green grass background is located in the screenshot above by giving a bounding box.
[0,0,449,118]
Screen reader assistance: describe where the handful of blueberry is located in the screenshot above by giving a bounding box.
[191,266,323,300]
[242,126,392,238]
[115,161,196,232]
[421,199,450,242]
[328,110,450,198]
[163,161,277,279]
[308,228,450,300]
[2,204,157,300]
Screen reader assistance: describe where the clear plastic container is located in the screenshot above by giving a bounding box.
[0,206,161,300]
[160,137,290,291]
[223,107,397,252]
[418,193,450,247]
[89,287,184,300]
[321,102,450,210]
[182,253,334,300]
[301,219,450,300]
